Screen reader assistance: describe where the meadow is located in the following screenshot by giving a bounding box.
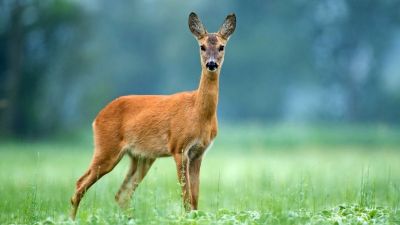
[0,125,400,224]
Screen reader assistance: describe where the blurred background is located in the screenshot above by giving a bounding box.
[1,1,400,223]
[1,0,400,139]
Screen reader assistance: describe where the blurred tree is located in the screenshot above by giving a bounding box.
[1,0,400,139]
[0,0,88,137]
[312,0,400,122]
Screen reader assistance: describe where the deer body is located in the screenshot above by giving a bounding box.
[70,12,235,219]
[96,72,218,159]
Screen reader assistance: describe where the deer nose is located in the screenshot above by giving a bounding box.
[206,61,218,71]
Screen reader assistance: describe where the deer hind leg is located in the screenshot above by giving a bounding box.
[70,148,125,220]
[114,155,138,206]
[115,156,155,209]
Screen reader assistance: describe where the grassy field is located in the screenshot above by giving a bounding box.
[0,125,400,224]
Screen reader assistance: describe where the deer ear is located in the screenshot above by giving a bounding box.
[218,13,236,40]
[188,12,207,39]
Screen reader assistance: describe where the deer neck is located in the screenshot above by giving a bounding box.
[195,69,219,120]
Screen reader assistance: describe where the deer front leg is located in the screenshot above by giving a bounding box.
[173,153,190,211]
[187,154,202,210]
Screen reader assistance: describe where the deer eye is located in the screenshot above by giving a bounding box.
[200,45,206,51]
[219,45,225,51]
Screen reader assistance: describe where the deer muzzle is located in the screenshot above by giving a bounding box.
[206,61,218,71]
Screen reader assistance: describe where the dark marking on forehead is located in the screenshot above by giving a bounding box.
[207,34,218,45]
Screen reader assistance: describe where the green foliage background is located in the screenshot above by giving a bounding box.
[1,1,400,224]
[1,126,400,224]
[1,0,400,137]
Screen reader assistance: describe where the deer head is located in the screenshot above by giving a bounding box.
[189,12,236,73]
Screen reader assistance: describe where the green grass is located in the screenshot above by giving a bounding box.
[0,125,400,224]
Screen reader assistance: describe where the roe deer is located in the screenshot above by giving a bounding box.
[70,12,236,219]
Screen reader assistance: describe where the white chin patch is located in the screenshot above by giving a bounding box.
[207,68,217,72]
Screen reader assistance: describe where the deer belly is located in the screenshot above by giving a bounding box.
[124,135,170,158]
[129,146,170,158]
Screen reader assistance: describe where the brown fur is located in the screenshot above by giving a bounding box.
[70,12,236,219]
